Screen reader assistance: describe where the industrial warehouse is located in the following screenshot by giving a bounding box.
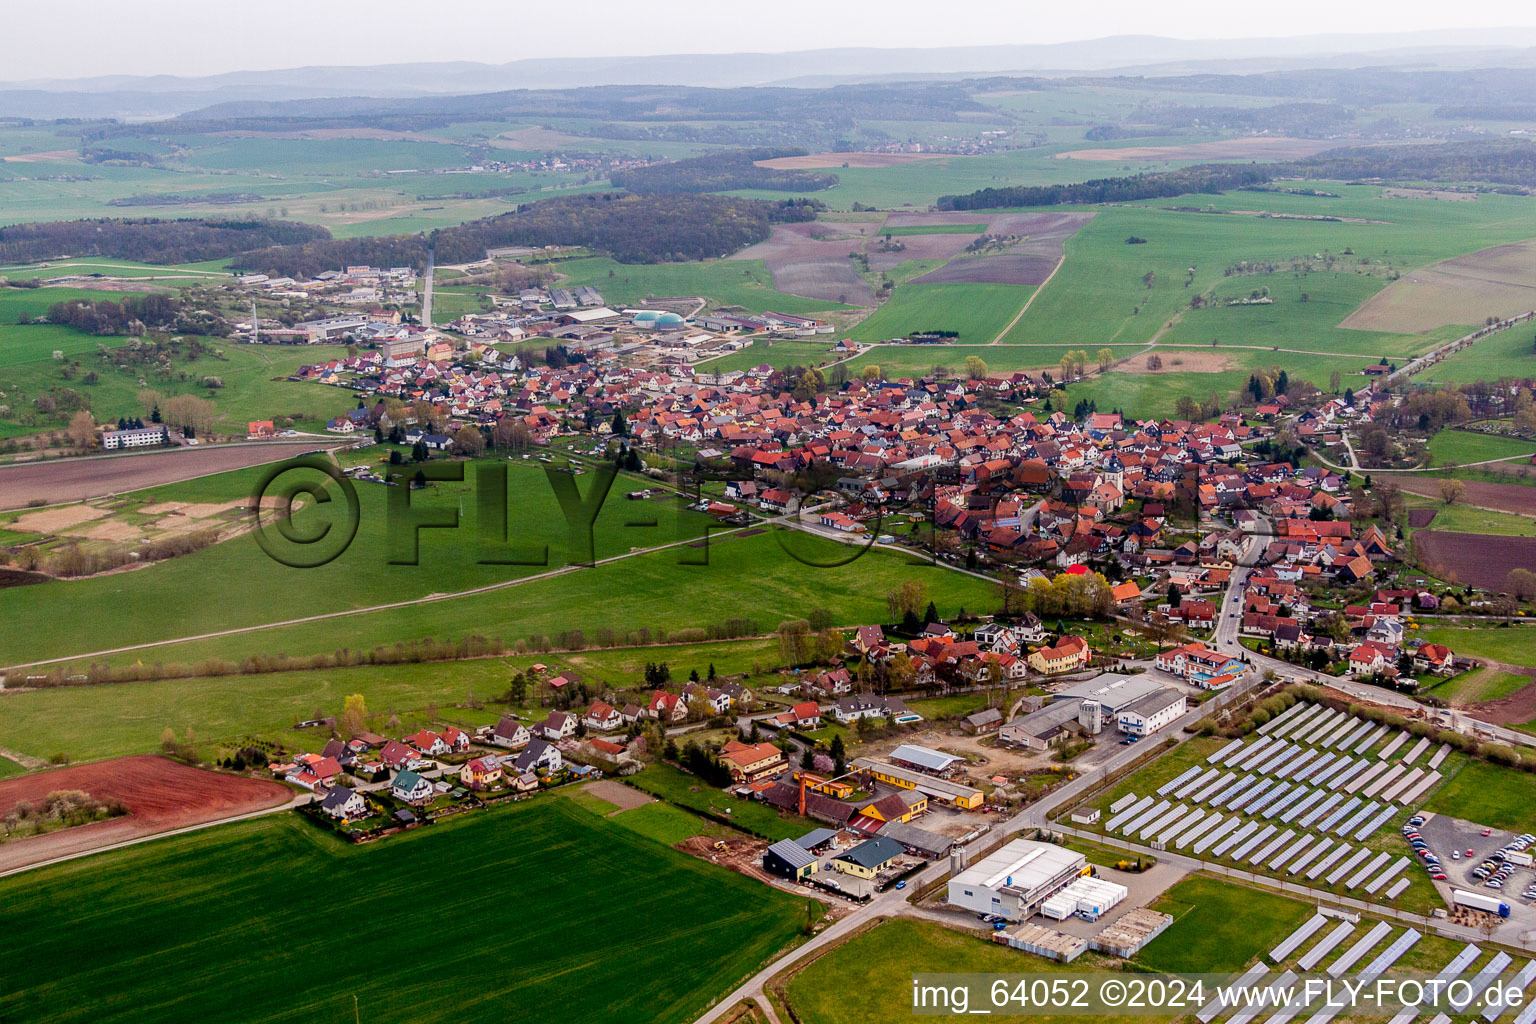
[999,673,1187,750]
[947,839,1095,920]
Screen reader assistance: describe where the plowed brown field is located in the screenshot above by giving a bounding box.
[0,755,291,873]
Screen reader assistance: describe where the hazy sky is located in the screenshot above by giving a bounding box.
[8,0,1536,81]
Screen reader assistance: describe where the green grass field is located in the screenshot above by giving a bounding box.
[1418,320,1536,385]
[1137,875,1314,975]
[1403,497,1536,538]
[846,282,1032,345]
[0,636,792,764]
[698,339,842,374]
[0,299,354,436]
[1425,666,1532,704]
[0,799,811,1024]
[0,458,715,666]
[553,256,852,315]
[1423,759,1536,831]
[628,762,819,842]
[1053,347,1375,422]
[998,191,1536,356]
[10,472,995,670]
[1418,626,1536,669]
[783,917,1143,1024]
[1428,429,1536,467]
[880,223,985,236]
[607,801,738,845]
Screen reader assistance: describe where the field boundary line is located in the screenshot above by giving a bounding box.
[989,254,1063,344]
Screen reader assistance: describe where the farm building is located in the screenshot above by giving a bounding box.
[849,757,984,809]
[762,839,820,881]
[948,839,1087,921]
[888,745,963,774]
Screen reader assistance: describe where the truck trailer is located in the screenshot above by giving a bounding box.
[1452,888,1511,917]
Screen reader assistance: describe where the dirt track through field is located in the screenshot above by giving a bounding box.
[0,441,347,510]
[0,755,291,873]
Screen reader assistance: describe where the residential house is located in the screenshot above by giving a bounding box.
[381,740,429,772]
[583,701,623,732]
[1414,643,1455,676]
[718,740,788,785]
[490,716,530,749]
[1027,635,1091,675]
[460,756,504,791]
[391,769,435,806]
[514,738,563,776]
[539,711,579,741]
[319,786,367,820]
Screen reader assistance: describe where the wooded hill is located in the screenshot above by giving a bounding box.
[0,217,326,266]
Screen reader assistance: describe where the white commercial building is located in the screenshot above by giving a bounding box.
[948,839,1086,921]
[1117,689,1188,738]
[102,425,169,449]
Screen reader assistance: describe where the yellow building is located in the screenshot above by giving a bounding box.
[1027,634,1091,675]
[833,836,904,878]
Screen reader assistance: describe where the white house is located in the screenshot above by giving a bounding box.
[514,739,562,775]
[539,711,578,741]
[390,770,435,805]
[319,786,367,820]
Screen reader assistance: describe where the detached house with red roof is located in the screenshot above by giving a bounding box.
[583,701,623,732]
[1414,643,1455,676]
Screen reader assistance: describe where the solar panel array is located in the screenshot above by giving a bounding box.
[1328,921,1393,976]
[1360,928,1422,976]
[1455,952,1514,1012]
[1297,920,1354,971]
[1428,744,1453,769]
[1270,913,1327,963]
[1483,960,1536,1021]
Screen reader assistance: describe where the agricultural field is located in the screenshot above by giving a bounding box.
[997,190,1536,357]
[0,634,792,764]
[0,799,813,1024]
[551,255,849,316]
[1052,346,1375,422]
[1340,240,1536,334]
[4,484,996,671]
[1412,531,1536,590]
[1417,626,1536,669]
[1428,429,1536,466]
[1396,477,1536,515]
[1401,498,1536,538]
[846,283,1034,345]
[0,304,354,439]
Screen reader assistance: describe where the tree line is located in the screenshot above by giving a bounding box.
[938,164,1274,211]
[0,217,327,266]
[44,294,225,337]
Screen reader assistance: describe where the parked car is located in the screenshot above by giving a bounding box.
[1453,851,1462,860]
[1433,873,1448,880]
[1483,828,1494,836]
[895,880,907,890]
